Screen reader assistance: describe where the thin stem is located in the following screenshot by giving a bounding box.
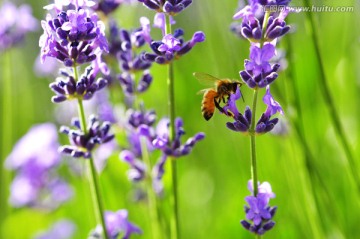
[165,16,179,239]
[140,137,162,239]
[303,0,360,191]
[250,89,259,196]
[74,66,109,239]
[0,50,12,231]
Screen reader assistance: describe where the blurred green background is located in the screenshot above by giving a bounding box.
[1,0,360,238]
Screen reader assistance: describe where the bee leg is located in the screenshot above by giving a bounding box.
[215,98,235,118]
[214,98,225,114]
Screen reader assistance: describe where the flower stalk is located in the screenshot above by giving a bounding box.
[250,89,259,197]
[0,50,12,228]
[165,15,179,239]
[140,136,162,239]
[74,65,109,239]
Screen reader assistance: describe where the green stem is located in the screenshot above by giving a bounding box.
[74,66,109,239]
[303,0,360,190]
[0,50,12,233]
[165,16,179,239]
[250,89,259,196]
[140,137,162,239]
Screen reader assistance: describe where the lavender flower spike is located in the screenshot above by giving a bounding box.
[241,180,277,235]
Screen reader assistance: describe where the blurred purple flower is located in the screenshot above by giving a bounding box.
[5,123,73,208]
[119,150,146,181]
[6,124,59,170]
[93,0,122,15]
[34,219,76,239]
[34,54,61,77]
[0,2,37,51]
[90,210,142,239]
[153,13,175,36]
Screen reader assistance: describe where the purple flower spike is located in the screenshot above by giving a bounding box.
[120,150,146,181]
[241,180,277,235]
[60,115,114,159]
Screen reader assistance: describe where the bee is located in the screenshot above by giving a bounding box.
[193,72,243,121]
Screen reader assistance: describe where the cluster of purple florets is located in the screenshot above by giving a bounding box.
[241,180,277,235]
[137,0,192,15]
[120,107,204,195]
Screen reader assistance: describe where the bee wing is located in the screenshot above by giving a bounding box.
[196,88,212,95]
[193,72,220,86]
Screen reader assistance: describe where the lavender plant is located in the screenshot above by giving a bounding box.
[135,1,205,237]
[198,0,293,236]
[38,1,140,238]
